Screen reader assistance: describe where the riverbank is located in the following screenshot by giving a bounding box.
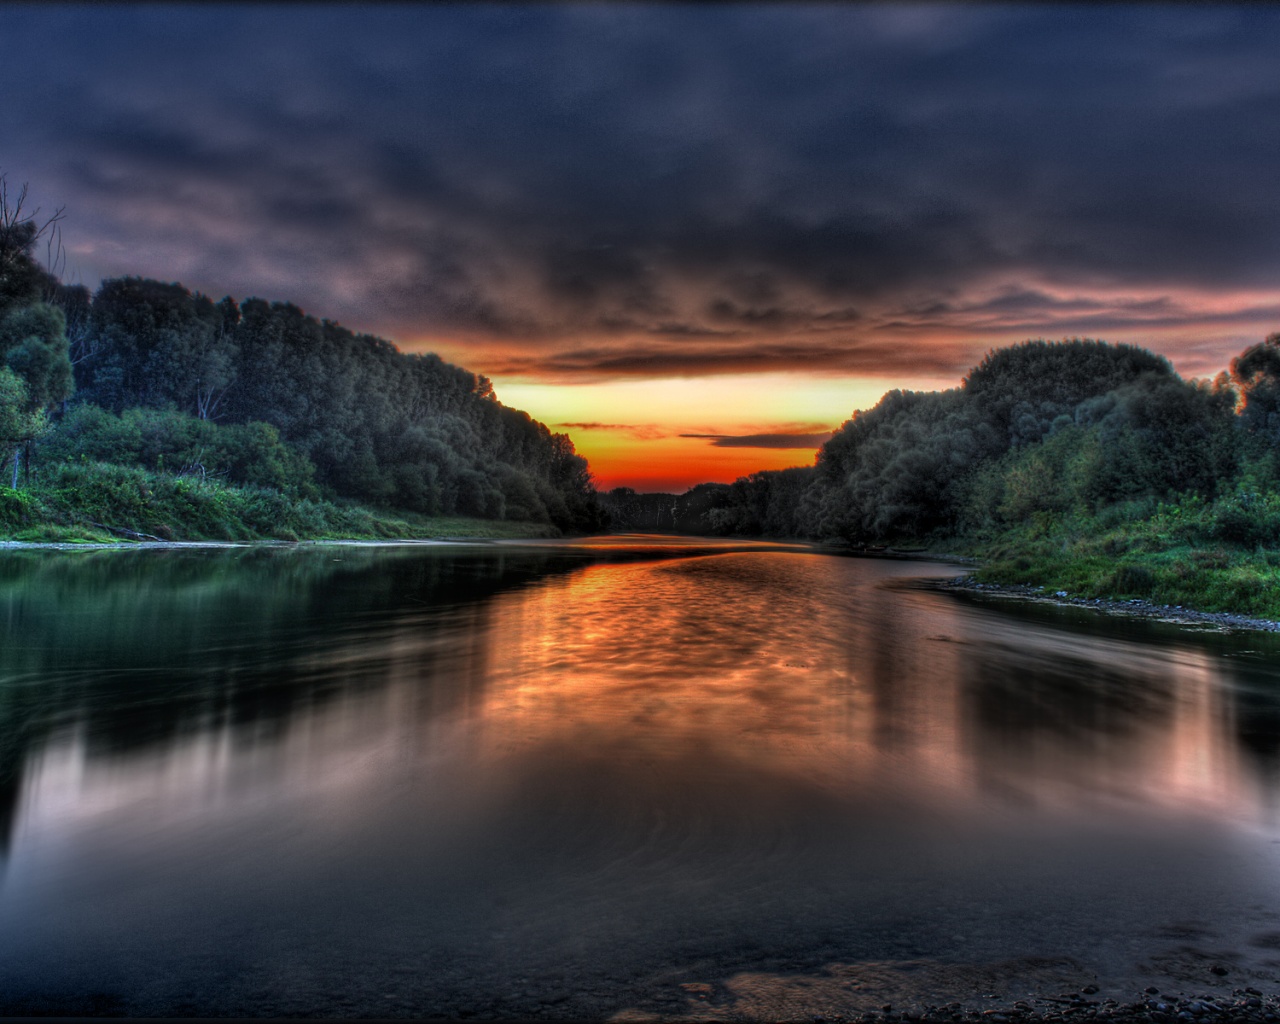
[0,468,557,544]
[891,499,1280,627]
[814,533,1280,633]
[621,950,1280,1023]
[676,987,1280,1023]
[0,534,543,551]
[926,574,1280,633]
[0,520,555,546]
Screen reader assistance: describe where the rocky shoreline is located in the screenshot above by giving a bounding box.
[827,987,1280,1023]
[929,574,1280,633]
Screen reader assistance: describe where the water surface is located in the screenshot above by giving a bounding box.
[2,538,1280,1018]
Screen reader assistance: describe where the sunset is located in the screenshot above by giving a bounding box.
[5,6,1280,489]
[8,5,1280,1022]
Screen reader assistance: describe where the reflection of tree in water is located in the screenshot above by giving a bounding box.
[953,616,1280,819]
[0,754,22,864]
[956,639,1180,805]
[1222,660,1280,821]
[863,588,913,752]
[1235,684,1280,771]
[0,546,615,857]
[944,587,1280,810]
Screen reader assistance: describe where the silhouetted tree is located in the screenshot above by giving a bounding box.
[1231,333,1280,440]
[0,174,62,317]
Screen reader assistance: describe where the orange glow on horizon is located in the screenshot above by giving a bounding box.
[487,372,911,493]
[579,435,820,493]
[400,292,1280,492]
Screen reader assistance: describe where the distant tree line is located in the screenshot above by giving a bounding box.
[604,336,1280,545]
[0,180,605,533]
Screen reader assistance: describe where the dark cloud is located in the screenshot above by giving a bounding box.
[484,339,976,382]
[3,6,1280,379]
[879,290,1280,339]
[681,432,834,449]
[555,422,667,440]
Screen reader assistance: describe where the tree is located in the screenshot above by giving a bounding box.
[0,174,63,317]
[964,338,1174,444]
[1231,333,1280,440]
[0,303,73,485]
[49,283,95,365]
[0,368,42,485]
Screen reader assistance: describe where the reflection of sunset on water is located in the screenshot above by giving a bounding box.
[10,552,1278,853]
[5,545,1280,1017]
[461,554,1273,830]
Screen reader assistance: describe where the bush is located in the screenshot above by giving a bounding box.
[39,405,318,497]
[1212,493,1280,547]
[0,486,35,531]
[1108,564,1156,597]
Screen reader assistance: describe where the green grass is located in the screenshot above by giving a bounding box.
[351,513,555,540]
[0,462,557,544]
[946,496,1280,620]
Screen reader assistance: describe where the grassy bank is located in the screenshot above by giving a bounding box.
[948,493,1280,620]
[0,462,555,543]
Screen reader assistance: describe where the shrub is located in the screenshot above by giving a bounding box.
[1109,564,1155,597]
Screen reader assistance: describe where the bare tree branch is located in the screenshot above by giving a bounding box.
[0,169,66,275]
[44,221,66,283]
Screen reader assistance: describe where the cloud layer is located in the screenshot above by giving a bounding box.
[680,431,834,450]
[4,6,1280,381]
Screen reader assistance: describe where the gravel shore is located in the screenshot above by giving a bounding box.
[929,575,1280,633]
[827,988,1280,1023]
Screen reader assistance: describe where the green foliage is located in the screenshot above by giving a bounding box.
[960,488,1280,618]
[1231,332,1280,440]
[1,461,553,543]
[1211,491,1280,547]
[0,484,37,531]
[0,302,73,413]
[699,336,1266,550]
[807,388,1002,541]
[0,194,59,317]
[71,278,604,532]
[683,331,1280,619]
[0,180,604,537]
[1108,564,1156,597]
[795,342,1181,545]
[0,367,42,449]
[41,404,318,496]
[963,338,1174,445]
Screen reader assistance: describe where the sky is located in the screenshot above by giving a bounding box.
[4,5,1280,491]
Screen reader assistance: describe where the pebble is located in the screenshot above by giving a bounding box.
[937,577,1280,632]
[785,990,1280,1024]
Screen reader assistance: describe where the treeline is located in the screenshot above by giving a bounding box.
[596,484,729,533]
[0,187,605,535]
[634,337,1280,547]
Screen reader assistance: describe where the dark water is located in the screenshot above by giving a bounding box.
[3,538,1280,1018]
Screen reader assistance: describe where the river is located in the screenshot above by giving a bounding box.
[1,537,1279,1018]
